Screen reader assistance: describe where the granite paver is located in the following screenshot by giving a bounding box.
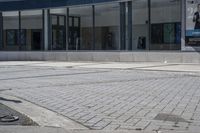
[0,62,200,132]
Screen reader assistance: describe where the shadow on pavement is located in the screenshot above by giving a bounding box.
[0,97,22,103]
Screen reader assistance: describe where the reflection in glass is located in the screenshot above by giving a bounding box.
[150,0,181,50]
[132,0,149,50]
[51,15,66,50]
[6,30,16,46]
[69,6,92,50]
[21,10,43,50]
[50,8,66,50]
[3,11,19,50]
[95,3,120,50]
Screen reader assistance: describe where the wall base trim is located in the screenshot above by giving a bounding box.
[0,51,200,63]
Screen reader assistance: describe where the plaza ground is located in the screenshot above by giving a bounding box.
[0,61,200,132]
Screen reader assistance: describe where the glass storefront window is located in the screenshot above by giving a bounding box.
[21,10,43,51]
[150,0,181,50]
[132,0,149,50]
[0,1,184,52]
[3,11,19,51]
[59,17,65,26]
[185,0,200,47]
[69,6,93,50]
[6,30,17,46]
[50,8,67,50]
[52,15,57,25]
[95,3,120,50]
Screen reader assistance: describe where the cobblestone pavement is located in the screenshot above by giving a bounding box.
[1,62,200,132]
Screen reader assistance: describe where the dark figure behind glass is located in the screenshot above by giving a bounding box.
[193,4,200,29]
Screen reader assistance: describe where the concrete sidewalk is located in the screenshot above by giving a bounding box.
[0,61,199,72]
[0,126,198,133]
[0,126,67,133]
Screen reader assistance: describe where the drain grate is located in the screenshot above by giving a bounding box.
[154,113,188,123]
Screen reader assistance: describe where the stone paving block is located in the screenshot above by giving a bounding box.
[181,112,193,120]
[125,118,141,125]
[135,109,150,117]
[188,126,200,132]
[1,63,200,132]
[134,120,151,130]
[145,112,158,119]
[160,125,187,131]
[92,120,111,129]
[71,112,90,120]
[86,116,103,125]
[103,124,120,130]
[146,102,158,108]
[117,115,133,122]
[172,109,184,116]
[78,114,96,123]
[145,122,160,131]
[118,124,137,130]
[175,122,189,129]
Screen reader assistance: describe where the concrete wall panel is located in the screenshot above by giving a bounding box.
[0,51,200,63]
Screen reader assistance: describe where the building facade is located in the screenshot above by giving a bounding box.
[0,0,199,53]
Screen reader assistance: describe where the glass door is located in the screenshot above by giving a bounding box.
[51,15,66,50]
[68,16,80,50]
[69,6,93,50]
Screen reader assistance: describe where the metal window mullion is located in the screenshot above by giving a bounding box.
[66,8,69,51]
[148,0,151,50]
[181,0,185,51]
[48,9,52,50]
[92,5,95,50]
[42,9,45,51]
[120,2,126,51]
[44,9,50,51]
[128,1,132,51]
[0,12,3,50]
[18,11,21,50]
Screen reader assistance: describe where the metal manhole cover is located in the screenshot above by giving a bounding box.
[0,115,19,122]
[154,113,188,123]
[0,103,38,126]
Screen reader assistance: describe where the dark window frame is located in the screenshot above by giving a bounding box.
[5,29,26,46]
[151,22,181,45]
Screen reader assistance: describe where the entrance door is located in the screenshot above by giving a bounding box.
[51,15,66,50]
[31,30,42,50]
[68,16,80,50]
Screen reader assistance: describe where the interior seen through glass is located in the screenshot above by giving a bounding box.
[1,0,181,51]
